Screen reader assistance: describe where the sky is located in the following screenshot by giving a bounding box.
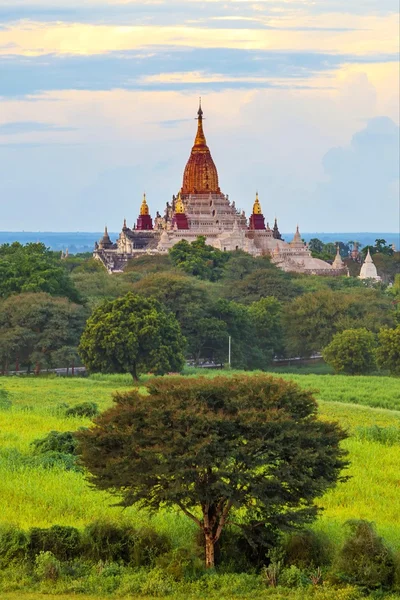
[0,0,399,234]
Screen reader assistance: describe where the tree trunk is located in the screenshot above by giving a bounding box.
[130,363,139,381]
[204,532,215,569]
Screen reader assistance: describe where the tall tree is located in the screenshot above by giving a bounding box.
[77,375,348,568]
[78,293,186,380]
[322,329,377,375]
[169,236,230,281]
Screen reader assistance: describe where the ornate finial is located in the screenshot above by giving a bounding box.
[140,193,149,216]
[253,191,262,215]
[123,218,127,229]
[104,225,108,236]
[175,191,185,214]
[198,97,203,119]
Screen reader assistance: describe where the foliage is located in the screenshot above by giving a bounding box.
[323,329,377,375]
[169,236,230,281]
[29,525,82,561]
[0,242,80,302]
[224,267,302,305]
[333,520,395,590]
[34,550,61,581]
[362,239,394,257]
[284,529,332,569]
[0,292,86,372]
[65,402,99,418]
[284,289,394,357]
[376,326,400,375]
[77,374,348,568]
[79,292,186,379]
[0,524,29,567]
[82,521,171,566]
[31,430,78,456]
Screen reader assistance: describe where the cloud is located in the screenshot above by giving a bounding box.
[0,121,74,134]
[0,49,397,97]
[311,117,399,231]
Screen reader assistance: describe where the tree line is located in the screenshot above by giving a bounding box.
[0,239,399,375]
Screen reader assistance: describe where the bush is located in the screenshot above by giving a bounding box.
[0,525,29,567]
[333,520,395,590]
[279,564,310,588]
[82,521,134,563]
[323,329,377,375]
[130,527,171,567]
[82,521,170,566]
[31,430,78,455]
[156,547,205,581]
[66,402,99,418]
[284,529,333,568]
[29,525,82,561]
[34,551,61,581]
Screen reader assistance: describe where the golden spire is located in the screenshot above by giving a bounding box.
[194,97,207,147]
[140,193,149,216]
[253,191,262,215]
[175,192,185,214]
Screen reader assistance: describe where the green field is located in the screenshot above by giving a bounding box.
[0,371,399,597]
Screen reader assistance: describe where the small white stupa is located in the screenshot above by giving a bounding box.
[359,249,381,281]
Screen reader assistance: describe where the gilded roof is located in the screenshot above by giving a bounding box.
[181,102,220,195]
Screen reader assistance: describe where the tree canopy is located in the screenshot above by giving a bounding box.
[0,242,80,302]
[169,236,230,281]
[322,329,377,375]
[0,292,86,372]
[77,374,348,568]
[78,292,186,379]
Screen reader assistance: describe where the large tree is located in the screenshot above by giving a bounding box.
[0,292,86,373]
[77,375,348,568]
[0,242,80,302]
[78,293,186,379]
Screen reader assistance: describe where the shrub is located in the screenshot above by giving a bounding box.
[156,547,205,581]
[0,525,29,567]
[31,430,78,455]
[323,329,377,375]
[29,525,82,561]
[213,524,279,571]
[279,564,310,588]
[34,551,61,581]
[66,402,99,418]
[333,520,395,590]
[284,529,333,568]
[130,527,171,567]
[82,521,134,563]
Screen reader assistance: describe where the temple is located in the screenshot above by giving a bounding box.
[94,101,346,276]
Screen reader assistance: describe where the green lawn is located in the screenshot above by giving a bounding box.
[0,373,399,552]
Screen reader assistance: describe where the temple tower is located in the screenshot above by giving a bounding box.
[172,192,189,230]
[249,192,266,230]
[136,193,153,230]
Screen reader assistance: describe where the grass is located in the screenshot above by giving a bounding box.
[0,371,399,595]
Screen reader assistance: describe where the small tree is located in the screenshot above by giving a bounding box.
[77,375,348,568]
[376,326,400,375]
[323,328,376,375]
[78,293,185,380]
